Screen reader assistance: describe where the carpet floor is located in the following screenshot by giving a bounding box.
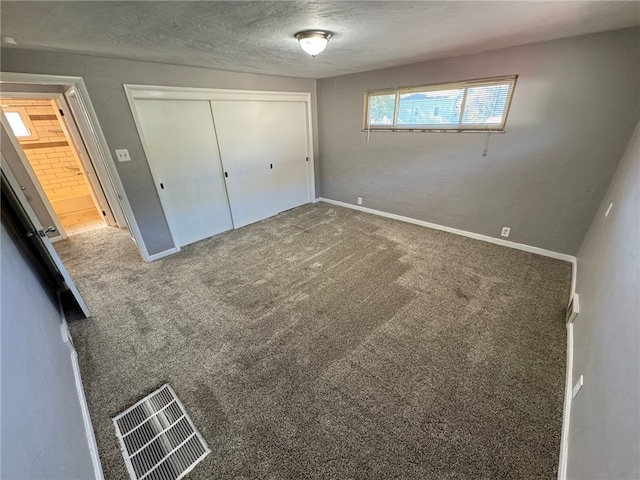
[58,203,571,480]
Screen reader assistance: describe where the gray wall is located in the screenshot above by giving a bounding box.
[317,27,640,255]
[0,222,95,479]
[0,50,318,256]
[568,121,639,479]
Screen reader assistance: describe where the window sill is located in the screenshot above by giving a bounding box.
[361,128,506,133]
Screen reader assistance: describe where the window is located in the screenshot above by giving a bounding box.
[364,75,517,132]
[2,108,38,140]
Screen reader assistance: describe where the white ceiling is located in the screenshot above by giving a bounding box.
[1,1,639,79]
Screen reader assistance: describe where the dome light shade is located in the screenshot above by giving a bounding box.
[295,30,332,58]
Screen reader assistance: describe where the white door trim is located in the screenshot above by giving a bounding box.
[63,86,124,227]
[0,72,151,261]
[121,98,181,253]
[55,93,117,226]
[124,84,317,200]
[124,84,311,101]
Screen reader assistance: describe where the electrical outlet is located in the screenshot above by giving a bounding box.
[572,375,584,398]
[115,149,131,162]
[501,227,511,238]
[357,197,362,205]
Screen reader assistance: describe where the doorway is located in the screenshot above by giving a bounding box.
[1,72,154,262]
[1,97,106,236]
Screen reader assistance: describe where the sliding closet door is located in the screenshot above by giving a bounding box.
[211,100,310,228]
[271,102,310,213]
[134,99,233,247]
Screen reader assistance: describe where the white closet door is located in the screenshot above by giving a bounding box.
[211,100,310,228]
[134,99,233,247]
[272,102,310,213]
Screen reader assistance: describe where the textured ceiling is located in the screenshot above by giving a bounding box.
[1,1,639,79]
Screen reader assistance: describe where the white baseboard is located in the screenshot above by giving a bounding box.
[68,336,105,480]
[317,198,576,263]
[145,246,180,262]
[558,321,574,480]
[58,299,104,480]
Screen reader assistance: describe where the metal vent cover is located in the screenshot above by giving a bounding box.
[113,384,210,480]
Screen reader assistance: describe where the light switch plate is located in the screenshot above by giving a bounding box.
[115,149,131,162]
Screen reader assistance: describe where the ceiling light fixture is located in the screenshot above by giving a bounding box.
[295,30,332,59]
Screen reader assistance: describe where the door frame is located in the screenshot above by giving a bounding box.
[0,72,151,261]
[0,92,116,233]
[54,92,117,226]
[124,86,317,242]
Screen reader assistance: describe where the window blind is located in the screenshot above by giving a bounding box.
[364,75,517,132]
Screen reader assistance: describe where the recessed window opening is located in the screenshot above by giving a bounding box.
[364,75,517,132]
[4,108,38,140]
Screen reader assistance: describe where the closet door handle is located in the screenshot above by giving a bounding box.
[270,164,273,169]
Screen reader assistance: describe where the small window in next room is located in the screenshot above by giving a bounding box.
[364,75,517,132]
[3,108,38,141]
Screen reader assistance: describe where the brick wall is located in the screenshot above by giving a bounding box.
[5,99,90,202]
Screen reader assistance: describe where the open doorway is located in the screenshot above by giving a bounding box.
[1,72,171,262]
[1,96,107,236]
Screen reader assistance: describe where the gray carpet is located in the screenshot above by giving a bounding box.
[57,203,571,480]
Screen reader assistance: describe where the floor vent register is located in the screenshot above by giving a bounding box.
[113,384,210,480]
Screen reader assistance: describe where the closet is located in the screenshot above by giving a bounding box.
[128,87,313,248]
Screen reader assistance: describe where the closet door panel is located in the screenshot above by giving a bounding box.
[271,101,309,213]
[211,100,279,228]
[134,99,233,247]
[211,100,310,228]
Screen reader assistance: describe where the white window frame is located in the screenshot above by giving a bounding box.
[363,75,517,133]
[2,107,39,141]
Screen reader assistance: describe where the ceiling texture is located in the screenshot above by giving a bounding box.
[1,1,639,79]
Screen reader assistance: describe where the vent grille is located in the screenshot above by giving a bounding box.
[114,384,210,480]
